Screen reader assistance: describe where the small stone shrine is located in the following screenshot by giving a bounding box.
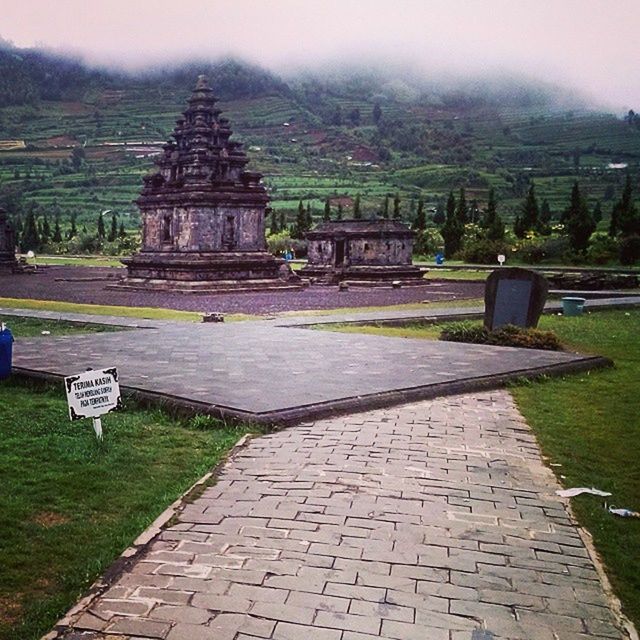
[0,208,17,272]
[116,76,299,292]
[484,267,548,330]
[300,219,423,285]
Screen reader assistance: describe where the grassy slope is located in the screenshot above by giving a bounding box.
[0,379,252,640]
[1,316,120,337]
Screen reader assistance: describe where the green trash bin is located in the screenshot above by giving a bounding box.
[562,297,586,316]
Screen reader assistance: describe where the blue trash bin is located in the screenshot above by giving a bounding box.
[0,326,14,379]
[562,297,586,317]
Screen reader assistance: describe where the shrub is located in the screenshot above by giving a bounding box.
[441,322,562,351]
[461,238,510,264]
[414,228,444,257]
[619,235,640,265]
[266,231,307,258]
[586,233,619,265]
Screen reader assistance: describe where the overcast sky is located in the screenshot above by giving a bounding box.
[2,0,639,108]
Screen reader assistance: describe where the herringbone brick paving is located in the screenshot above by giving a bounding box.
[62,392,627,639]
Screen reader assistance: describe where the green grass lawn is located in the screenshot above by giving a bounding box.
[0,380,253,640]
[1,316,121,337]
[321,308,640,629]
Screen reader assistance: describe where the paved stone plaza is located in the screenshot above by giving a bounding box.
[58,392,627,639]
[12,317,608,423]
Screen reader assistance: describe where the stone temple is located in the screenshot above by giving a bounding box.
[300,219,424,285]
[0,208,17,272]
[117,76,299,292]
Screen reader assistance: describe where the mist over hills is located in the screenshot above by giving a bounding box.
[0,39,638,237]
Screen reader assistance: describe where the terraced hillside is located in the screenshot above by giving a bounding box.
[0,48,638,237]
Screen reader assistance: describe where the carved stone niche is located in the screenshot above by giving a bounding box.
[484,267,549,331]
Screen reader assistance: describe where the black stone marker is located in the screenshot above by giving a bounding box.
[484,267,548,331]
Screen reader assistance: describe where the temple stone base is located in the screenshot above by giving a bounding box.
[300,264,425,286]
[111,251,303,293]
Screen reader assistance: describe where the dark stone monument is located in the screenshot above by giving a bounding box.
[115,76,300,293]
[300,219,423,285]
[484,267,548,330]
[0,208,17,272]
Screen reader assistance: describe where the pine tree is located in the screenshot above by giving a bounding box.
[468,199,480,224]
[565,182,596,254]
[353,194,362,219]
[269,209,279,235]
[118,221,126,239]
[279,211,286,231]
[393,193,401,219]
[22,208,41,251]
[441,191,464,258]
[323,199,331,222]
[414,199,426,231]
[52,213,62,243]
[336,204,343,220]
[482,188,497,229]
[514,184,539,238]
[97,213,106,239]
[108,212,118,242]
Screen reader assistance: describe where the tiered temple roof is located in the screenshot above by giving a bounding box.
[138,75,266,203]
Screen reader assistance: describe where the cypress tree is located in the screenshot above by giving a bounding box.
[615,175,640,237]
[538,198,552,234]
[323,199,331,222]
[97,213,105,239]
[468,199,480,224]
[565,182,596,254]
[433,200,445,225]
[295,200,306,238]
[69,213,77,239]
[455,188,468,224]
[108,212,118,242]
[483,188,505,241]
[22,208,41,251]
[306,202,313,230]
[279,210,286,231]
[353,194,362,219]
[414,199,426,231]
[514,184,539,238]
[336,204,343,220]
[393,193,401,219]
[441,191,464,258]
[41,213,51,244]
[593,200,603,225]
[53,213,62,243]
[382,195,390,219]
[269,209,279,235]
[118,221,126,239]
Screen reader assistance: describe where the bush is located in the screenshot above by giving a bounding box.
[619,235,640,265]
[414,228,444,257]
[266,231,307,258]
[461,238,510,264]
[586,233,619,265]
[441,321,562,351]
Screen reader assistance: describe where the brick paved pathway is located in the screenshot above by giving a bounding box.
[61,392,627,640]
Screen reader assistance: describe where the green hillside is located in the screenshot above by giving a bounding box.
[0,44,639,238]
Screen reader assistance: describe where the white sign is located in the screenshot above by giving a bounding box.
[65,368,121,421]
[497,254,506,265]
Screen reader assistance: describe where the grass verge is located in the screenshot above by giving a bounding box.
[0,378,254,640]
[0,316,121,337]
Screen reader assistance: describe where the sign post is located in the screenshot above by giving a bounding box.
[64,367,121,441]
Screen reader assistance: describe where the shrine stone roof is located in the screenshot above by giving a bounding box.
[306,218,414,240]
